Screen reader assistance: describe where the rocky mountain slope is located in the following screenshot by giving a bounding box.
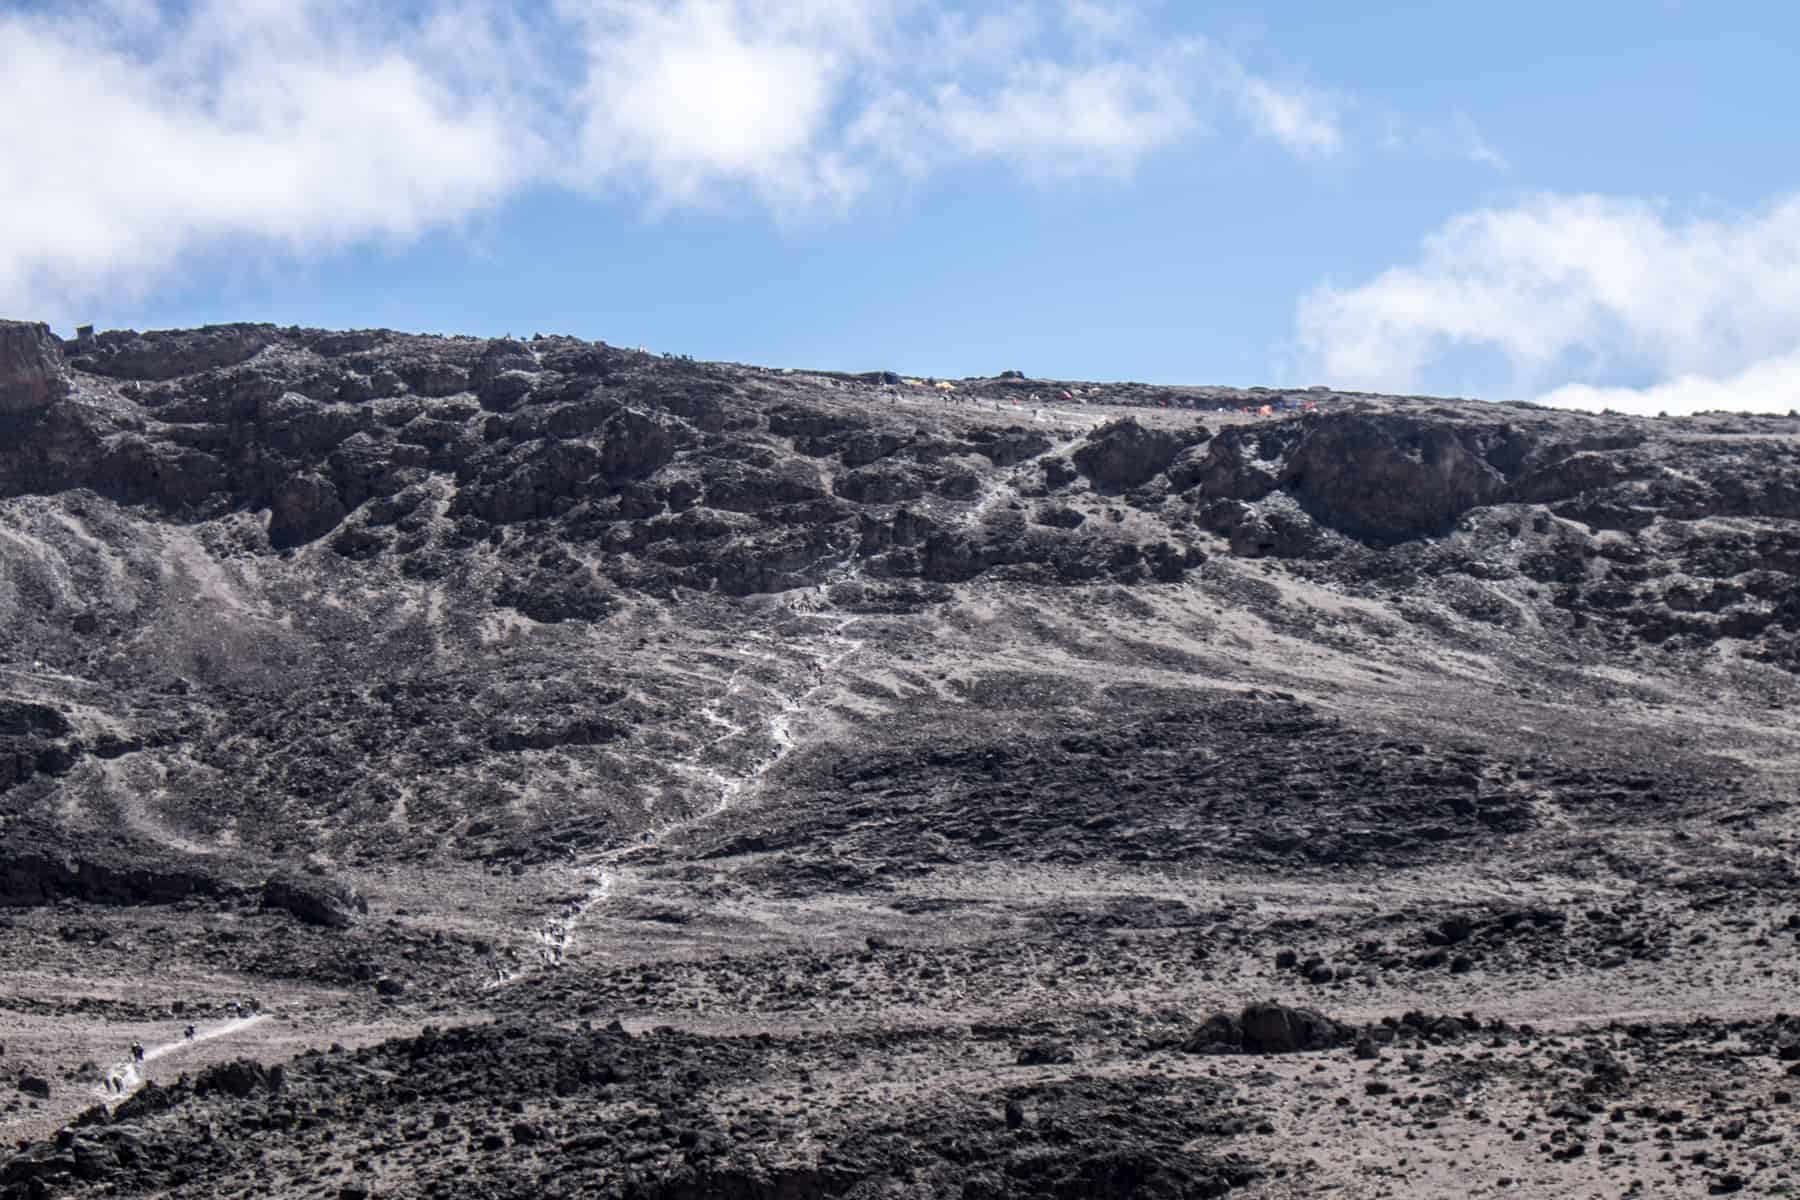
[3,319,1798,1199]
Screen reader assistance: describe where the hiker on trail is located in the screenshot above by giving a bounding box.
[131,1042,144,1063]
[184,1025,196,1040]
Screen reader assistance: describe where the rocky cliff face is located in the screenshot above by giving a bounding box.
[0,322,1794,879]
[5,324,1795,611]
[0,325,1213,597]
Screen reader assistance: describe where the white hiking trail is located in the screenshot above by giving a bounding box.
[487,609,865,989]
[93,1014,271,1102]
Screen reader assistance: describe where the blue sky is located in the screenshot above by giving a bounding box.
[3,1,1798,413]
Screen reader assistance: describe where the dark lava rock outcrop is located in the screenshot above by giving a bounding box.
[1188,1003,1355,1054]
[0,822,237,908]
[0,321,68,414]
[261,873,368,929]
[0,325,1221,598]
[1071,418,1192,490]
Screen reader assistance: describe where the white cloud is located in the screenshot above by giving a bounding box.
[561,2,1342,207]
[0,0,1348,319]
[552,0,922,217]
[1061,0,1142,47]
[0,0,536,319]
[1539,352,1800,417]
[1297,193,1800,414]
[855,49,1202,182]
[1450,113,1510,172]
[1379,111,1508,171]
[1219,66,1342,158]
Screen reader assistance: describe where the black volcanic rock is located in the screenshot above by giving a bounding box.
[262,872,368,929]
[269,472,349,549]
[0,823,235,908]
[1282,413,1513,541]
[1238,1003,1354,1053]
[193,1058,272,1099]
[0,320,68,414]
[1072,418,1185,490]
[1178,423,1295,500]
[597,407,677,483]
[68,323,274,380]
[0,700,71,739]
[837,465,926,504]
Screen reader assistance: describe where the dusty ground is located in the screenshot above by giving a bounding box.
[3,321,1799,1198]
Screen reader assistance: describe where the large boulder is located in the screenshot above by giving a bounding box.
[194,1058,271,1099]
[0,700,71,739]
[268,472,349,549]
[966,428,1053,467]
[262,872,368,929]
[1239,1002,1354,1053]
[1176,424,1297,500]
[837,429,908,467]
[598,408,676,483]
[836,466,925,504]
[0,701,78,794]
[1071,419,1184,490]
[110,1080,187,1122]
[67,324,272,380]
[1283,414,1510,542]
[0,320,69,414]
[1185,1003,1354,1054]
[474,338,541,411]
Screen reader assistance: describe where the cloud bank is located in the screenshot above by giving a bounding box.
[1298,193,1800,414]
[0,0,1344,318]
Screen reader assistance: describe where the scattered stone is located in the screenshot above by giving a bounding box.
[1016,1041,1075,1067]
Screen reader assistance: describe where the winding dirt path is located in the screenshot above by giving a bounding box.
[487,608,865,988]
[93,1014,270,1102]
